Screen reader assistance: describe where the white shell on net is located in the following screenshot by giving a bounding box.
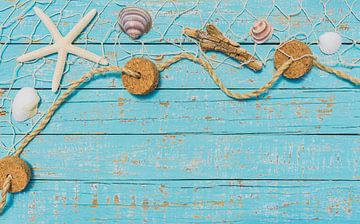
[318,32,342,55]
[12,87,40,122]
[118,7,152,39]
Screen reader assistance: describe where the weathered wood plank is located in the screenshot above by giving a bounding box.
[0,0,359,44]
[1,180,359,223]
[1,44,359,90]
[0,0,359,222]
[2,135,357,180]
[1,89,359,135]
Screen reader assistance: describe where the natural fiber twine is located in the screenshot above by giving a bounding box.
[1,48,359,213]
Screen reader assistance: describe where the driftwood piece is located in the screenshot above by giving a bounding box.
[183,24,263,71]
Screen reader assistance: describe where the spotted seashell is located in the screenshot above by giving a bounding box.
[318,32,342,55]
[118,7,152,39]
[12,87,40,122]
[250,19,273,44]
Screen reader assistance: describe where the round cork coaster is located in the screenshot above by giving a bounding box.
[122,58,159,95]
[0,156,31,193]
[274,40,313,79]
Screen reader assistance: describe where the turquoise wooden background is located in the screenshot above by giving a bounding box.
[0,0,359,223]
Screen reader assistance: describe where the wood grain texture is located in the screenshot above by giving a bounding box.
[0,0,359,44]
[1,44,360,90]
[1,180,360,223]
[8,135,360,180]
[1,89,359,135]
[0,0,359,223]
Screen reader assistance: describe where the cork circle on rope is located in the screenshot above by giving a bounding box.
[122,58,159,95]
[0,156,31,193]
[274,40,313,79]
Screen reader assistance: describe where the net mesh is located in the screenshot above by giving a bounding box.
[0,0,359,154]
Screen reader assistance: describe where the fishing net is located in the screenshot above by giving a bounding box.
[0,0,359,154]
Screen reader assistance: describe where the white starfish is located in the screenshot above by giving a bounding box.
[17,7,109,92]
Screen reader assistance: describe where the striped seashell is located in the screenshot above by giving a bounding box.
[250,19,273,44]
[118,7,152,39]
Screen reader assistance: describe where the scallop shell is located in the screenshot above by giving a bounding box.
[118,7,152,39]
[12,87,40,122]
[250,19,273,44]
[318,32,342,55]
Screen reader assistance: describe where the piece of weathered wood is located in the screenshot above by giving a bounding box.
[0,0,359,222]
[7,135,359,180]
[184,24,263,71]
[1,180,359,223]
[1,89,359,135]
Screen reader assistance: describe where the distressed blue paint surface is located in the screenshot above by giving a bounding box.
[0,0,359,223]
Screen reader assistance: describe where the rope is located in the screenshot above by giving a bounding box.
[12,53,360,158]
[0,175,12,213]
[1,52,358,214]
[14,66,140,157]
[157,53,291,100]
[313,60,360,85]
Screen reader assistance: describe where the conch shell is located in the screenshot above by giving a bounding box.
[12,87,40,122]
[118,7,152,39]
[250,19,273,44]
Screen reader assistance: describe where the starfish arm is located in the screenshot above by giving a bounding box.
[34,7,63,42]
[67,45,109,65]
[52,50,68,92]
[17,44,58,62]
[64,9,97,43]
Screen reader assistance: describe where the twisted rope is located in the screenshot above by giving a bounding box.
[12,53,359,159]
[14,66,140,157]
[313,59,360,85]
[158,53,292,100]
[1,52,358,214]
[0,175,12,213]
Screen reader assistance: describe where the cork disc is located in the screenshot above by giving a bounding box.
[274,40,313,79]
[0,156,31,193]
[122,58,159,95]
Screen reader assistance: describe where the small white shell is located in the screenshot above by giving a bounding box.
[118,7,152,39]
[318,32,342,55]
[12,87,40,122]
